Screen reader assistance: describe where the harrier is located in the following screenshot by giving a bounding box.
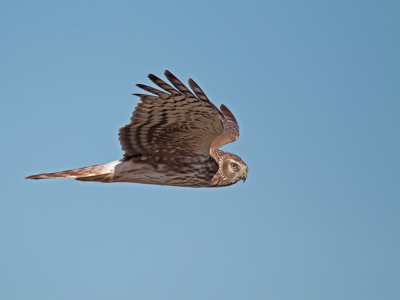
[25,71,248,187]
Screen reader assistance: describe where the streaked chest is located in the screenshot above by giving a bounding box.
[112,156,218,187]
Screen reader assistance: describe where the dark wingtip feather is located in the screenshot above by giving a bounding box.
[188,78,224,117]
[220,104,238,123]
[164,70,194,97]
[136,83,170,99]
[188,78,210,102]
[148,73,158,81]
[147,73,179,94]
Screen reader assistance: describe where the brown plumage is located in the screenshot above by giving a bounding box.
[25,71,248,187]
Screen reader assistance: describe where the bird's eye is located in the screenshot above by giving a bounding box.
[230,163,238,169]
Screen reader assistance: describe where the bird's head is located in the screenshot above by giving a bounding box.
[219,152,248,184]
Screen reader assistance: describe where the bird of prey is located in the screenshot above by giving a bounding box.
[25,71,248,187]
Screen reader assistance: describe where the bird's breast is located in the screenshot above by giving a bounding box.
[112,156,217,187]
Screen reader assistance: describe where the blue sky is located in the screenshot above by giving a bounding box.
[1,1,399,299]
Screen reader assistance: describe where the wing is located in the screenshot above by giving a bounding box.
[210,104,240,150]
[188,78,240,150]
[118,70,225,159]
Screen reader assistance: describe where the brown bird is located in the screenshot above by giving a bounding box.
[25,71,248,187]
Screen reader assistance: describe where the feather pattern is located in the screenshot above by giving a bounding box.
[119,70,228,159]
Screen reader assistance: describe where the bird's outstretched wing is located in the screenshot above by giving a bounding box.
[187,79,240,150]
[119,70,236,159]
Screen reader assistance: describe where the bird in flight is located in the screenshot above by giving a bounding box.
[25,71,248,187]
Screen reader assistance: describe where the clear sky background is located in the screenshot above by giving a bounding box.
[1,1,399,299]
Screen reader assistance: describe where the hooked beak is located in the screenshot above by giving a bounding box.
[242,167,247,183]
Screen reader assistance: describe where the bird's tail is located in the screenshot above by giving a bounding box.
[25,160,120,183]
